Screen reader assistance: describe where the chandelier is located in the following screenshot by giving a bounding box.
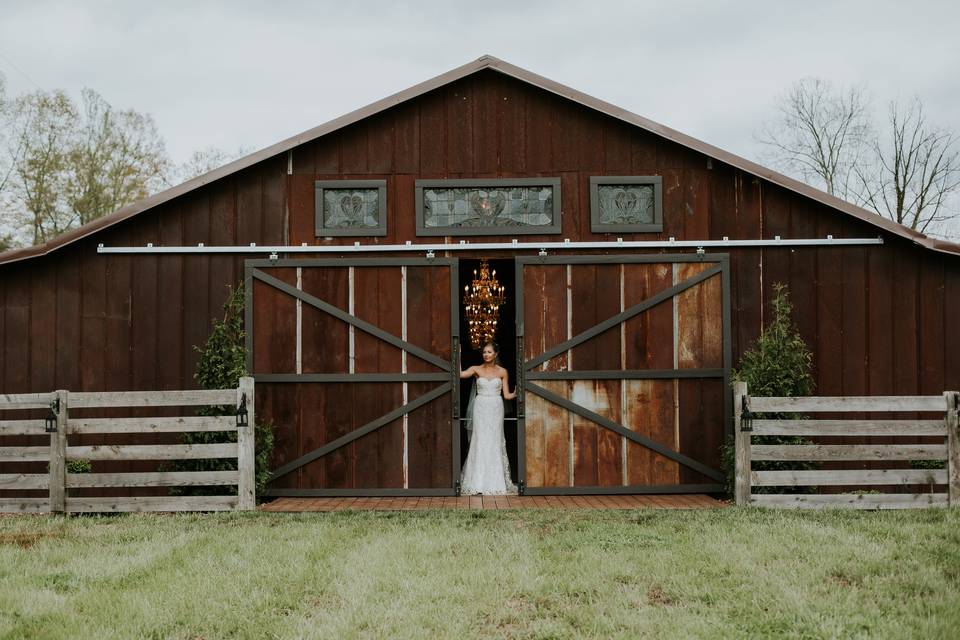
[463,259,506,350]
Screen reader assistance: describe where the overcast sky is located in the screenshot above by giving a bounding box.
[2,0,959,176]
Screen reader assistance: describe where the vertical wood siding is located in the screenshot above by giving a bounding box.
[1,70,957,492]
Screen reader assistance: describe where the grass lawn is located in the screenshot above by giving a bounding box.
[1,507,958,639]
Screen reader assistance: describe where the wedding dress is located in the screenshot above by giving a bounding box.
[460,377,517,495]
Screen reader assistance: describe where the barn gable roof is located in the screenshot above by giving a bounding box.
[2,54,957,266]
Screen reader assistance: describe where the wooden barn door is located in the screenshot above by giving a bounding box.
[246,258,459,497]
[516,255,729,495]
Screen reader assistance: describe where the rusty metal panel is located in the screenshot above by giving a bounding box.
[522,263,571,488]
[624,380,679,485]
[623,263,673,369]
[522,265,568,371]
[543,379,573,488]
[571,380,622,487]
[570,264,599,485]
[570,264,621,486]
[676,263,723,369]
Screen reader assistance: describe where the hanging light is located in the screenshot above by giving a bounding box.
[463,258,506,349]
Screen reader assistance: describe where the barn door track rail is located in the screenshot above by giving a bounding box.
[98,236,884,257]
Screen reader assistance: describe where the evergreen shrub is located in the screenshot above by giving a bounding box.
[722,283,817,495]
[169,284,274,498]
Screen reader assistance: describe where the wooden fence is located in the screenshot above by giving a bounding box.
[734,382,959,509]
[0,377,255,513]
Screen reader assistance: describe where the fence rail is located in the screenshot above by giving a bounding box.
[0,378,255,514]
[734,382,959,510]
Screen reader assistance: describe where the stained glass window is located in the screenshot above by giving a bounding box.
[323,189,380,228]
[590,177,662,233]
[315,180,387,237]
[416,179,561,235]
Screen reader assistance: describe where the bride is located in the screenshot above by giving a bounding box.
[459,341,518,495]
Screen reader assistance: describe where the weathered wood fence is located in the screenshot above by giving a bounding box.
[734,381,959,509]
[0,377,255,513]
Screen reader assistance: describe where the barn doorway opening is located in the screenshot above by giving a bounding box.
[457,257,519,485]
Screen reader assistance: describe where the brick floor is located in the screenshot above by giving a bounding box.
[260,494,726,512]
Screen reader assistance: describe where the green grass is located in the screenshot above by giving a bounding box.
[1,507,958,639]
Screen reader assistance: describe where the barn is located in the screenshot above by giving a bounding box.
[1,55,958,499]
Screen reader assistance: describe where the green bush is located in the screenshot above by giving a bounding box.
[168,283,274,499]
[66,459,92,474]
[724,283,817,496]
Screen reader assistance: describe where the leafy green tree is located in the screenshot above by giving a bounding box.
[1,86,169,247]
[66,88,169,226]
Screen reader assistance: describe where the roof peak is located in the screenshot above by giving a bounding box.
[1,55,954,265]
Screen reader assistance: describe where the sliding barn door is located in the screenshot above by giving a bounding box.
[247,258,459,496]
[517,255,729,494]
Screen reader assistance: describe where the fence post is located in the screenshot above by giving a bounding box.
[237,377,256,511]
[947,391,959,508]
[734,381,750,506]
[48,390,68,514]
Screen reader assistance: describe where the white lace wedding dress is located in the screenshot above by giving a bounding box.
[460,377,517,495]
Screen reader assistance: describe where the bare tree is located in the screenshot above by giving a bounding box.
[758,78,872,202]
[0,72,24,248]
[859,98,960,235]
[171,144,250,185]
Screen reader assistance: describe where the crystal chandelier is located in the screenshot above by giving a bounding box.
[463,259,506,350]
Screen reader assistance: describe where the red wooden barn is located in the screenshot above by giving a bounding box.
[2,56,958,498]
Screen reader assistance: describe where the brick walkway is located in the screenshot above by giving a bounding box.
[260,494,725,512]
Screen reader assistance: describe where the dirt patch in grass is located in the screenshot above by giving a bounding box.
[828,572,861,588]
[646,585,675,606]
[482,596,534,634]
[0,532,56,548]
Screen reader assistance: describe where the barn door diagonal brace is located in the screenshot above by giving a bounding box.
[525,381,724,482]
[523,265,722,371]
[251,268,451,372]
[267,382,452,481]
